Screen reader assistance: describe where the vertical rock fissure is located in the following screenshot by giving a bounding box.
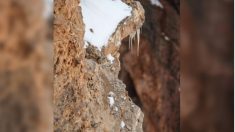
[118,65,143,108]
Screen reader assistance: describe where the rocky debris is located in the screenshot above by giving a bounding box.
[54,0,145,131]
[119,0,180,132]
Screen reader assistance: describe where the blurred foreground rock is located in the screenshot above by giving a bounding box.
[0,0,53,132]
[181,0,233,132]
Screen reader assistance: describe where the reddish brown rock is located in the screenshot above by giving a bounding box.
[181,0,233,132]
[119,0,180,132]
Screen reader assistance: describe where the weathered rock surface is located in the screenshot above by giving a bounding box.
[119,0,180,132]
[54,0,145,131]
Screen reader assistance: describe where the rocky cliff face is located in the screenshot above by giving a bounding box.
[119,0,180,132]
[54,0,145,131]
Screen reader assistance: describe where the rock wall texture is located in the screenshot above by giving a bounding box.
[0,0,53,132]
[119,0,180,132]
[181,0,233,132]
[54,0,145,131]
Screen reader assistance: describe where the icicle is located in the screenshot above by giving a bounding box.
[133,32,136,43]
[131,34,133,50]
[130,35,132,50]
[133,32,136,51]
[137,28,140,56]
[129,32,136,51]
[128,29,141,55]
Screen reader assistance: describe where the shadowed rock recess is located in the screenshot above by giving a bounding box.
[54,0,145,131]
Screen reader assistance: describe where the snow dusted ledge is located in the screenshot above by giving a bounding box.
[80,0,132,50]
[80,0,145,66]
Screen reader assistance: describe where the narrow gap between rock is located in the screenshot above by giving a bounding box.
[118,38,143,109]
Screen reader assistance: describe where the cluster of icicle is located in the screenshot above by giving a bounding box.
[128,27,141,56]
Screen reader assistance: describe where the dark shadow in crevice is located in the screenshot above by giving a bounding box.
[118,38,142,109]
[119,69,142,108]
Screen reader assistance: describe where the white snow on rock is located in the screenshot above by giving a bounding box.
[80,0,132,50]
[108,96,115,107]
[107,54,115,63]
[150,0,164,8]
[120,121,126,128]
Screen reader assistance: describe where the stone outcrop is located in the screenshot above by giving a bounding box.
[54,0,145,131]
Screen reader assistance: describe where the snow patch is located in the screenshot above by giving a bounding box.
[150,0,164,8]
[108,96,115,107]
[120,121,126,128]
[108,91,115,107]
[107,54,115,64]
[80,0,132,50]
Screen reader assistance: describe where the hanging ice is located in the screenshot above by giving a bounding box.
[80,0,132,50]
[128,28,141,56]
[136,28,140,56]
